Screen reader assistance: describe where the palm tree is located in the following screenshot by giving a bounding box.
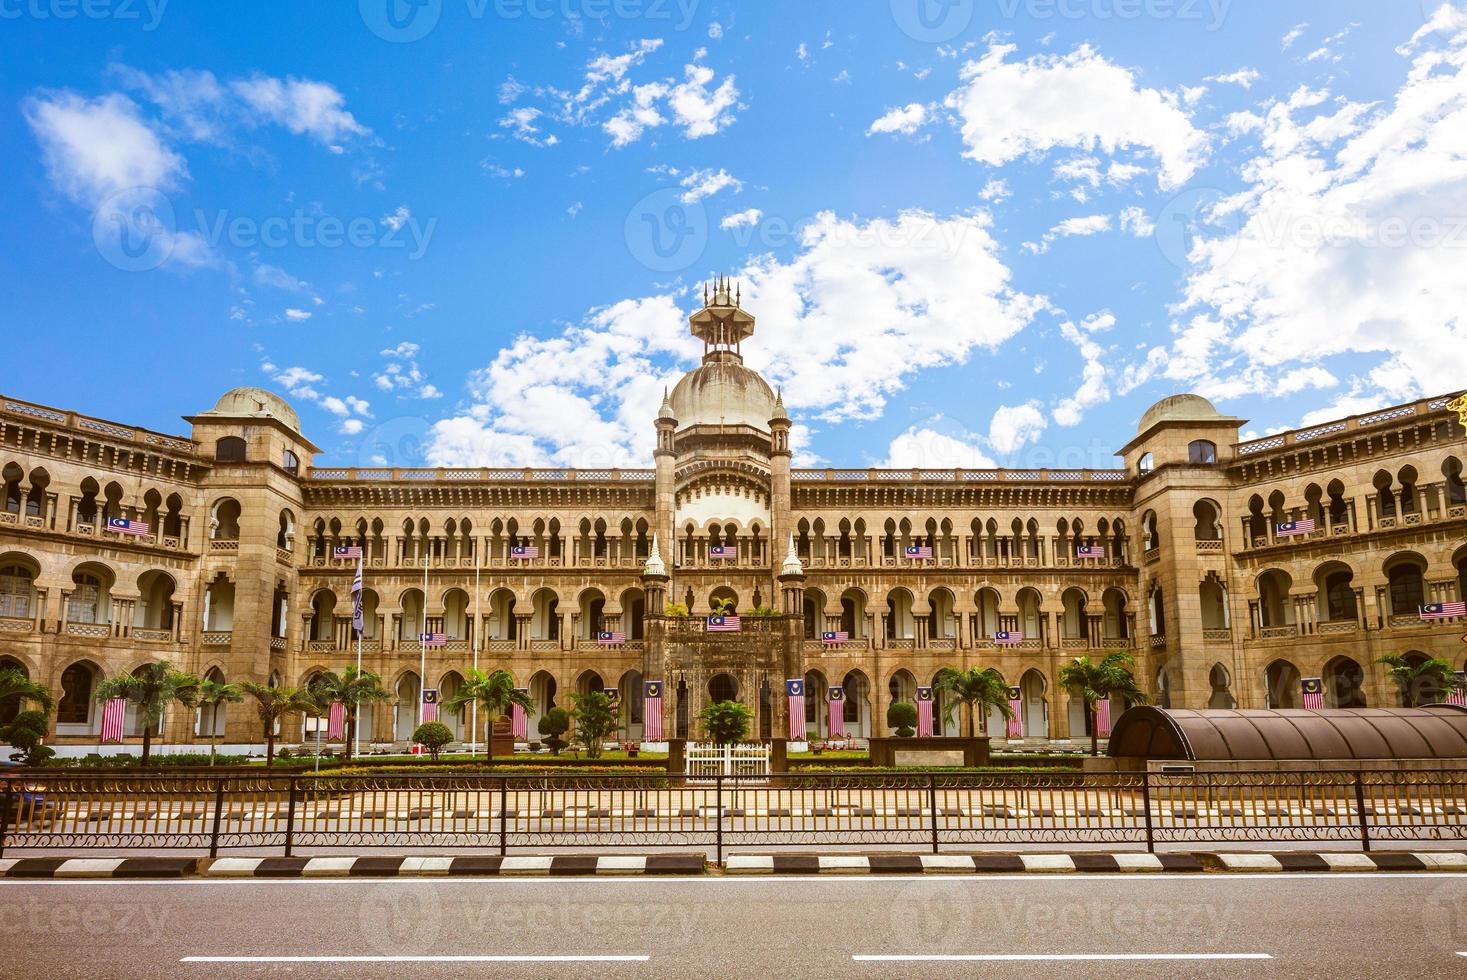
[94,661,201,766]
[1375,654,1464,707]
[0,667,55,717]
[240,682,322,767]
[443,668,533,761]
[934,666,1014,738]
[307,666,389,762]
[195,679,243,765]
[1058,652,1150,757]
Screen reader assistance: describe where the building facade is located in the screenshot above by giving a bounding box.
[3,282,1466,751]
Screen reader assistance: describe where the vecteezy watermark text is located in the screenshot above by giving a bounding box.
[358,0,699,43]
[0,0,167,29]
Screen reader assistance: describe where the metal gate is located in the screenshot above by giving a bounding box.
[686,742,770,781]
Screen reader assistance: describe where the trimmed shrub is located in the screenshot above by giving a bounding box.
[887,701,918,737]
[412,722,455,761]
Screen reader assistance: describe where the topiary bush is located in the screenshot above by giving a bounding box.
[3,710,55,766]
[887,701,918,737]
[412,722,455,761]
[698,700,752,744]
[538,707,571,755]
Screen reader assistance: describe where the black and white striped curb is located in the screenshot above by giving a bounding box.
[723,851,1467,875]
[0,854,707,878]
[3,851,1466,879]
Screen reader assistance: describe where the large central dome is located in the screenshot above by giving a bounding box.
[668,277,777,431]
[670,351,777,431]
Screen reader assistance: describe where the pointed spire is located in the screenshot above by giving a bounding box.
[781,532,804,578]
[658,386,675,420]
[643,533,667,578]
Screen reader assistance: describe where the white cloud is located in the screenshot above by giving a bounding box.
[882,424,997,469]
[707,21,723,39]
[721,208,763,229]
[987,402,1048,455]
[253,264,308,292]
[230,75,368,144]
[1118,206,1155,237]
[1156,15,1467,405]
[500,106,558,147]
[1206,68,1262,89]
[339,419,366,435]
[1281,23,1308,50]
[1052,313,1116,427]
[867,102,928,136]
[373,342,441,400]
[1023,213,1112,253]
[945,43,1209,189]
[427,210,1044,464]
[679,167,742,203]
[381,205,410,231]
[978,178,1010,202]
[667,60,740,139]
[24,91,185,202]
[284,308,312,321]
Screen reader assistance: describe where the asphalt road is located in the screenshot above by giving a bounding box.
[5,873,1467,978]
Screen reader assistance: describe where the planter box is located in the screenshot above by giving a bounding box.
[868,736,990,768]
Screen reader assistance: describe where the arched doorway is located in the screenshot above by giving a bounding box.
[1265,660,1302,708]
[1324,657,1367,708]
[708,673,739,704]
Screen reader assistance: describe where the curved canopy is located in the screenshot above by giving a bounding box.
[1108,706,1467,761]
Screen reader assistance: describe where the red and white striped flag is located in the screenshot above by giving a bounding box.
[827,687,845,738]
[1095,698,1112,737]
[100,697,127,742]
[106,517,150,537]
[1302,677,1325,710]
[916,687,934,737]
[1277,519,1317,538]
[327,702,347,740]
[786,679,805,741]
[643,681,663,741]
[1448,673,1466,708]
[1006,686,1024,738]
[1421,602,1467,620]
[421,690,439,723]
[511,694,528,739]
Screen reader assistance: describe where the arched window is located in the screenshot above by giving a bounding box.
[1388,563,1426,615]
[1188,440,1217,464]
[0,563,36,618]
[1137,452,1154,474]
[216,437,247,462]
[57,662,95,725]
[282,450,300,475]
[1324,571,1357,622]
[68,571,108,624]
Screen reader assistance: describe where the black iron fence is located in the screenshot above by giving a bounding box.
[4,769,1466,862]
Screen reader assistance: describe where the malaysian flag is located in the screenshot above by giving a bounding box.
[821,630,849,645]
[994,630,1024,645]
[903,545,934,560]
[786,679,805,741]
[707,615,741,632]
[351,558,365,635]
[100,697,127,742]
[333,545,363,560]
[510,545,539,560]
[1095,698,1112,737]
[1006,686,1024,738]
[597,631,627,645]
[916,687,934,737]
[327,701,347,740]
[643,681,663,741]
[709,545,734,559]
[1076,545,1105,559]
[106,517,149,537]
[605,688,621,711]
[511,692,529,739]
[421,689,439,723]
[1302,677,1325,710]
[1277,519,1317,538]
[419,632,447,648]
[1421,601,1467,620]
[1448,673,1467,708]
[828,687,845,738]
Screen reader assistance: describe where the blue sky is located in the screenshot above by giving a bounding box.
[5,0,1466,471]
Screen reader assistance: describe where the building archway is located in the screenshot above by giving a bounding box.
[1324,657,1367,708]
[1265,659,1302,708]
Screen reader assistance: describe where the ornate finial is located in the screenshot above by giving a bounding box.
[703,280,708,305]
[1450,393,1467,429]
[781,533,804,578]
[736,282,741,306]
[643,534,667,578]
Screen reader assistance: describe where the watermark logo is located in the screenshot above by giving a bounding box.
[0,0,169,30]
[358,416,432,468]
[359,0,442,42]
[358,883,443,953]
[993,0,1230,30]
[890,0,974,43]
[92,186,176,273]
[1154,186,1238,270]
[625,187,707,273]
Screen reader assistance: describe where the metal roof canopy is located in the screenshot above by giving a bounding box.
[1107,706,1467,761]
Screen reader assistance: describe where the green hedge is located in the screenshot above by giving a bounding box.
[43,752,249,769]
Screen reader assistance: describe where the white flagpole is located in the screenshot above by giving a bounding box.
[472,544,480,755]
[419,554,428,729]
[354,554,363,759]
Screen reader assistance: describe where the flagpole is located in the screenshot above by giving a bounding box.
[354,554,363,759]
[471,543,480,755]
[420,554,428,729]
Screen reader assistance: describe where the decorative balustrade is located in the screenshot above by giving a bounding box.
[65,623,111,638]
[1202,628,1232,643]
[307,467,657,482]
[1196,539,1223,552]
[131,628,174,643]
[201,631,232,646]
[208,539,240,553]
[270,636,287,652]
[1259,625,1298,640]
[0,616,34,633]
[1148,634,1167,649]
[1317,621,1359,635]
